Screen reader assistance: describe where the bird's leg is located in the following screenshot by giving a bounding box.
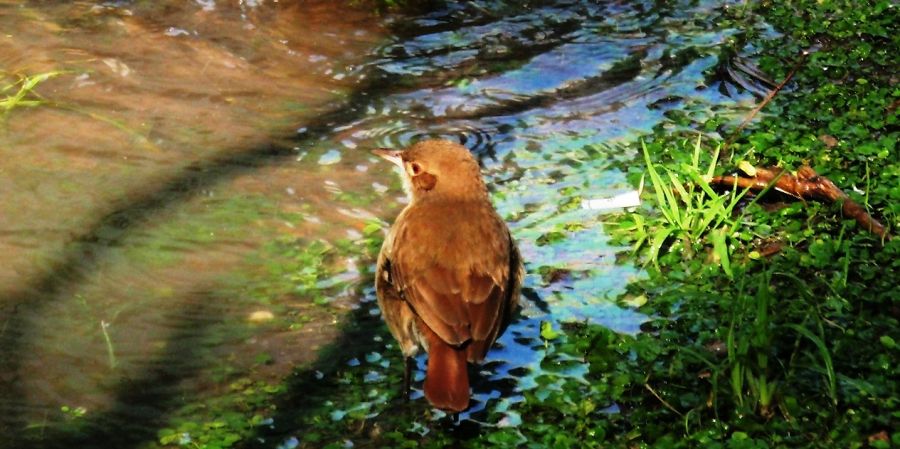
[403,356,414,402]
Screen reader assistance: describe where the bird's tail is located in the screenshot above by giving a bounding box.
[423,327,469,412]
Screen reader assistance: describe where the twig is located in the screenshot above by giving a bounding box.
[724,52,807,153]
[644,382,684,417]
[712,166,892,241]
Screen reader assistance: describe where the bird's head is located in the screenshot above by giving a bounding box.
[373,140,487,202]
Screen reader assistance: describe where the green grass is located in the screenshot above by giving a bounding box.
[1,71,62,116]
[596,0,899,446]
[616,136,752,277]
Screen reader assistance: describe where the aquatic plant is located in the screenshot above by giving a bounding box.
[0,71,62,117]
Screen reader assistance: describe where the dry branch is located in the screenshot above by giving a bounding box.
[723,53,807,153]
[712,166,892,241]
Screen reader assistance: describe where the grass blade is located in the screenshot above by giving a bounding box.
[705,143,721,180]
[692,135,702,169]
[667,169,690,203]
[711,227,732,278]
[642,141,676,224]
[648,226,674,266]
[784,323,836,406]
[660,168,684,226]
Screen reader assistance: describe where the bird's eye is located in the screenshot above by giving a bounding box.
[407,162,423,176]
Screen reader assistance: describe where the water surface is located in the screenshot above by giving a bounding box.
[0,1,774,446]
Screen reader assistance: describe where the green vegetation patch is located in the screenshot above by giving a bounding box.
[593,0,899,446]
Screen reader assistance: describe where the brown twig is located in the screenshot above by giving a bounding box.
[712,166,892,241]
[724,53,807,153]
[886,98,900,115]
[644,383,684,417]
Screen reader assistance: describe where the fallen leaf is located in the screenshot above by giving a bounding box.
[819,134,838,148]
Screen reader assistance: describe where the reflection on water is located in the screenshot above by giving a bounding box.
[0,0,385,441]
[0,0,381,287]
[0,0,774,446]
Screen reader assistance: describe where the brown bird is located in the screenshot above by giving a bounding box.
[373,139,523,412]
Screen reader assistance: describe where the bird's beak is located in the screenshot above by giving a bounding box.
[372,148,404,168]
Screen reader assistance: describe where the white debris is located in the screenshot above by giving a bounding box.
[581,190,641,211]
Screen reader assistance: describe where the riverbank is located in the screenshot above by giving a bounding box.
[542,1,899,447]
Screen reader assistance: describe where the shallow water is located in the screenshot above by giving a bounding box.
[0,0,774,446]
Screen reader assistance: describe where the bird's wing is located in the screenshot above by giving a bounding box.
[390,212,513,349]
[375,228,420,357]
[465,234,522,361]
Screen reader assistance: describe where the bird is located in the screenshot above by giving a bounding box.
[372,139,523,412]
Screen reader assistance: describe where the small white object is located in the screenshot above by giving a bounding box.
[247,310,275,323]
[164,27,190,37]
[102,58,131,77]
[318,149,342,165]
[581,190,641,210]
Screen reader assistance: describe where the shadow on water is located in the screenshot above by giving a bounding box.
[239,292,397,449]
[0,3,494,443]
[8,298,216,449]
[238,287,546,449]
[0,72,397,445]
